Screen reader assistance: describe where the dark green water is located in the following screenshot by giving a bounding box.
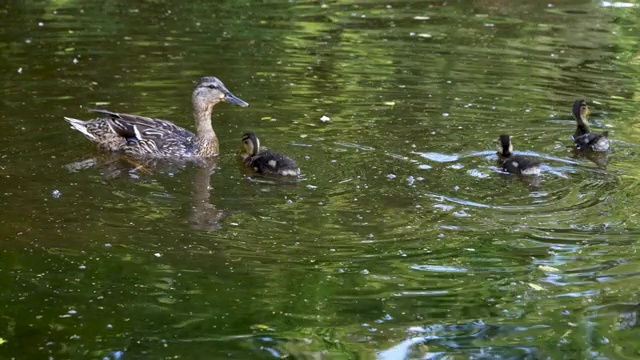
[2,0,640,358]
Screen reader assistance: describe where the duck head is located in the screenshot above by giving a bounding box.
[498,134,513,157]
[572,99,590,123]
[241,131,260,157]
[193,76,249,110]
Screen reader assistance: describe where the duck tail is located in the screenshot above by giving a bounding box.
[601,131,609,138]
[64,117,96,140]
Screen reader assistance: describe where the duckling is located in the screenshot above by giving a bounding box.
[240,132,300,177]
[497,135,541,175]
[572,99,610,151]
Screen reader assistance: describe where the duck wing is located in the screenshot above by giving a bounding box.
[502,155,541,175]
[574,131,609,151]
[91,109,195,147]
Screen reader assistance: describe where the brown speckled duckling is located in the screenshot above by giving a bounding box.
[497,135,541,175]
[572,99,610,152]
[240,132,300,177]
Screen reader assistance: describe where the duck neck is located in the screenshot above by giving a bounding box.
[574,112,590,135]
[193,102,219,156]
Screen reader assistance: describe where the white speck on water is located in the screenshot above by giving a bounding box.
[418,164,432,170]
[106,324,113,329]
[361,269,370,275]
[408,326,427,332]
[104,243,112,247]
[73,58,79,64]
[68,310,77,315]
[525,108,531,113]
[601,1,637,8]
[449,163,464,169]
[368,233,374,238]
[320,115,330,123]
[286,199,293,204]
[417,33,432,38]
[338,268,345,273]
[25,39,32,44]
[415,152,458,162]
[387,173,396,179]
[306,184,317,189]
[154,253,162,258]
[17,67,23,74]
[434,204,455,211]
[467,169,490,178]
[413,16,430,20]
[407,176,415,186]
[321,3,329,8]
[453,210,471,217]
[304,155,310,160]
[38,22,44,27]
[79,265,86,270]
[52,189,61,198]
[442,113,449,117]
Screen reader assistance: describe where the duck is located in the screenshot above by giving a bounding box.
[497,134,541,175]
[571,99,610,151]
[63,76,249,158]
[239,132,300,177]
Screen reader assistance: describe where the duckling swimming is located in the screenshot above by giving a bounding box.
[240,132,300,177]
[572,99,610,151]
[64,76,249,158]
[497,135,541,175]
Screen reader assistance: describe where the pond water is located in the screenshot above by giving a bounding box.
[1,0,640,358]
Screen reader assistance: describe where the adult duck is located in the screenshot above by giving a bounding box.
[64,76,248,158]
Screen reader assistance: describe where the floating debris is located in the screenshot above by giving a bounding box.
[52,189,61,198]
[538,265,560,272]
[528,283,545,291]
[320,115,331,123]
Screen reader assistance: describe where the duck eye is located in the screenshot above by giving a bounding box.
[207,85,217,89]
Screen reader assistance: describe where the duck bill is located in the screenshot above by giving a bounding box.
[224,92,249,107]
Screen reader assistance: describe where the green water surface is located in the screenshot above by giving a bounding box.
[1,0,640,359]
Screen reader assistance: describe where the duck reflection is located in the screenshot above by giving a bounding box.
[65,155,226,231]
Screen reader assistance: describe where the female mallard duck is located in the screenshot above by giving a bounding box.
[497,135,541,175]
[572,99,610,151]
[63,76,249,158]
[240,132,300,177]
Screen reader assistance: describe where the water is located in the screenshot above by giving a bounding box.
[1,0,640,358]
